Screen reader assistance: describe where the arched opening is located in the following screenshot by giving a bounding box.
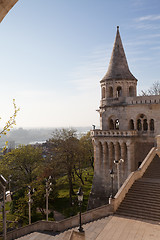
[102,87,105,99]
[115,119,119,130]
[116,86,122,97]
[129,119,134,130]
[109,119,114,130]
[108,86,113,98]
[150,119,154,131]
[137,119,142,131]
[143,119,148,131]
[129,86,134,97]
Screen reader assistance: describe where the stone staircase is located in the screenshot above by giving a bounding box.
[116,154,160,221]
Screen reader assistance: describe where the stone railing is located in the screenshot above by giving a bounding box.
[100,95,160,107]
[6,204,113,240]
[91,130,137,137]
[110,146,157,211]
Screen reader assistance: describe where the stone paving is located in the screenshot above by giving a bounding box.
[17,216,110,240]
[16,215,160,240]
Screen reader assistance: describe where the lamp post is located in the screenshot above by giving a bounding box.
[46,176,52,221]
[0,175,8,240]
[109,169,114,199]
[114,159,124,190]
[77,187,84,232]
[28,186,33,225]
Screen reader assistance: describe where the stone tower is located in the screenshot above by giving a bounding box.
[88,26,160,209]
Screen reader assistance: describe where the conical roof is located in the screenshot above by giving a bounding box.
[101,26,137,82]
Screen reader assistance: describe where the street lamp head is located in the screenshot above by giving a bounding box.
[110,169,114,178]
[114,160,119,164]
[120,159,124,163]
[77,187,83,202]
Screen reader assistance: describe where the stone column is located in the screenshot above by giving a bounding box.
[93,141,100,174]
[120,142,127,182]
[108,143,113,169]
[126,142,135,175]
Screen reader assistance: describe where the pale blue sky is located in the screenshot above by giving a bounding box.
[0,0,160,128]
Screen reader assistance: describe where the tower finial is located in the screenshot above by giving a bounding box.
[117,26,119,30]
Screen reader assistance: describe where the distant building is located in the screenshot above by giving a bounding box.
[88,26,160,209]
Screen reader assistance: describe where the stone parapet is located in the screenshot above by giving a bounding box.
[5,204,113,240]
[91,130,137,137]
[110,146,157,211]
[100,95,160,107]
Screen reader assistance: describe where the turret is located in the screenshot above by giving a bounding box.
[100,26,137,103]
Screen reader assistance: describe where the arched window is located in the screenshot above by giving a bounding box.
[129,119,134,130]
[137,119,142,131]
[115,119,119,130]
[129,86,134,97]
[102,87,105,99]
[117,86,122,97]
[109,119,114,130]
[150,119,154,131]
[143,119,148,131]
[109,86,113,98]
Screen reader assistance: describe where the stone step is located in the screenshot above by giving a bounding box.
[126,191,160,198]
[116,211,160,222]
[122,198,160,207]
[118,203,160,212]
[116,207,160,218]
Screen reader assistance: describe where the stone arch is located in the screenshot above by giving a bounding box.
[143,119,148,131]
[150,119,154,131]
[102,87,105,99]
[108,86,113,98]
[137,119,142,131]
[136,114,148,131]
[129,86,134,97]
[129,119,134,130]
[109,118,114,130]
[0,1,18,23]
[116,86,122,97]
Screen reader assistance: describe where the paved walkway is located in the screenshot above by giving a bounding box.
[16,215,160,240]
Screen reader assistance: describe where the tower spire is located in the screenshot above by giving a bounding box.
[101,26,137,81]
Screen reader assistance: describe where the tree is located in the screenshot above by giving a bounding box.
[48,128,79,205]
[141,81,160,96]
[0,99,19,136]
[0,145,43,189]
[73,132,94,185]
[47,129,94,205]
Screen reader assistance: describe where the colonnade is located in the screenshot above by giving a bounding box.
[93,139,135,187]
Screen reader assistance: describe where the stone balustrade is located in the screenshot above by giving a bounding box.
[5,204,113,240]
[91,130,138,137]
[100,95,160,107]
[109,146,157,211]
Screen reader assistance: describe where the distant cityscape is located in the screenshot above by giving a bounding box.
[0,126,92,148]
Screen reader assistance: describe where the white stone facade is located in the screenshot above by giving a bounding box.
[88,27,160,209]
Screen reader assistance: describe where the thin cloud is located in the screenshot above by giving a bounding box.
[69,46,110,91]
[136,15,160,22]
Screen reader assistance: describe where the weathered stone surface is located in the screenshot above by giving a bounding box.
[0,0,18,23]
